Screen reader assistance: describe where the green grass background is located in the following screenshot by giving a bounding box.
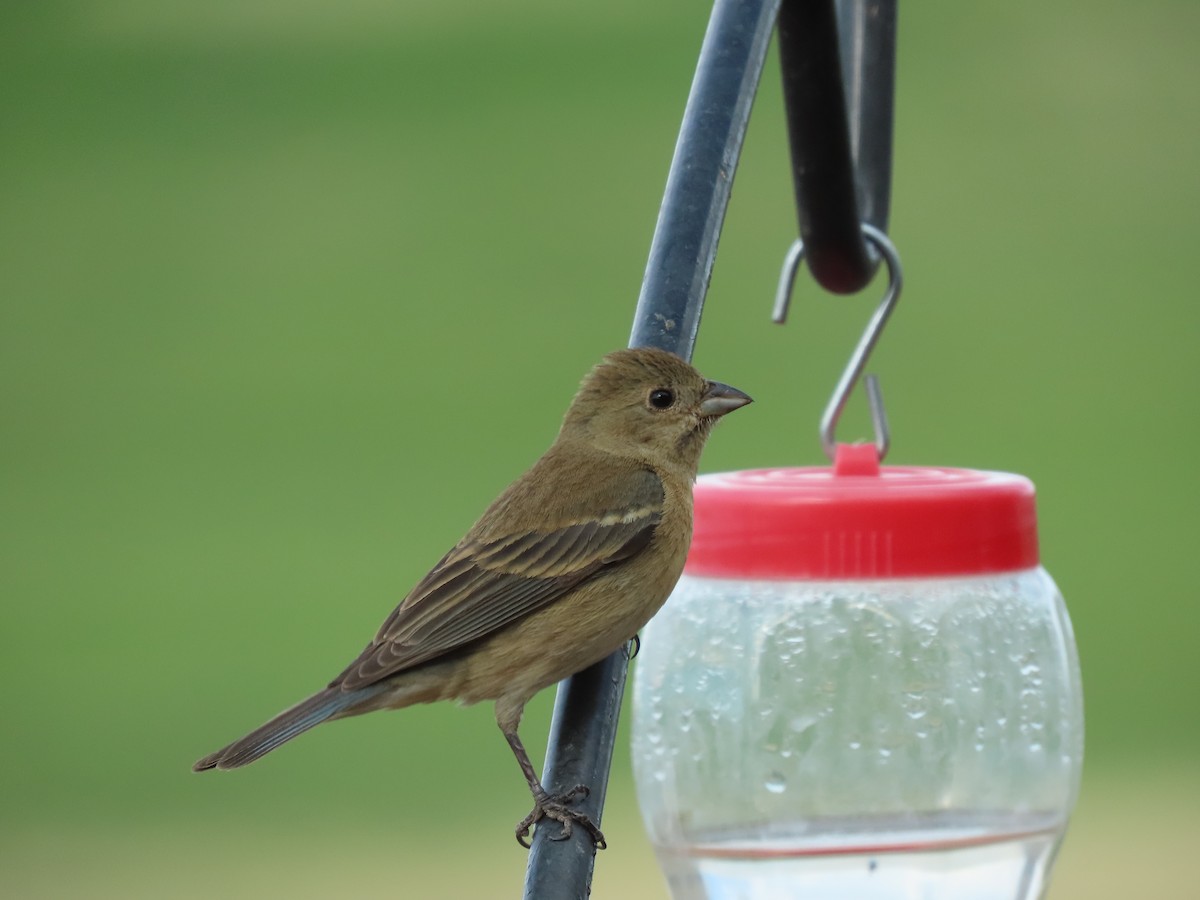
[2,1,1197,896]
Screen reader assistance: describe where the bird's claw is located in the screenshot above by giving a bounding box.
[515,784,607,850]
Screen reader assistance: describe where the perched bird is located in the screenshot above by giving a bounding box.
[193,347,751,847]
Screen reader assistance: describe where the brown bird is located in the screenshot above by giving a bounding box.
[193,347,751,848]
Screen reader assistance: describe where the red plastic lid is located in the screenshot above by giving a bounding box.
[686,444,1039,579]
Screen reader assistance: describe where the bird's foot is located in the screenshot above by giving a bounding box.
[515,784,606,850]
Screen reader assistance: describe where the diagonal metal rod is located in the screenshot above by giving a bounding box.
[522,0,781,895]
[628,0,783,356]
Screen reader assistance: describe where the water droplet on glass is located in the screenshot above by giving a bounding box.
[764,772,787,794]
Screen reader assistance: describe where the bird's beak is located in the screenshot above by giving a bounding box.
[699,381,753,417]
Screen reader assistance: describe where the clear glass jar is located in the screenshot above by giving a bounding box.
[632,460,1083,900]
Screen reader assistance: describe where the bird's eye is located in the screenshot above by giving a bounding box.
[648,388,675,409]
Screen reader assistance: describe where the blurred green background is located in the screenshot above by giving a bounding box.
[2,1,1197,897]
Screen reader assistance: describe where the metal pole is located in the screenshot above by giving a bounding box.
[629,0,784,357]
[522,0,781,895]
[777,0,896,293]
[836,0,897,238]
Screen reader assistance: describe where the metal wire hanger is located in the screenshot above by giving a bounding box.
[772,222,903,462]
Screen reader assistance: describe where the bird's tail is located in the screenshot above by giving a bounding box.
[193,686,376,772]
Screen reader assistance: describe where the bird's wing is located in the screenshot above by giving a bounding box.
[333,467,664,692]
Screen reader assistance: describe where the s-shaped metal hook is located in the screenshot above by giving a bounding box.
[773,222,902,462]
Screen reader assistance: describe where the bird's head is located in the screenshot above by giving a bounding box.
[560,347,752,475]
